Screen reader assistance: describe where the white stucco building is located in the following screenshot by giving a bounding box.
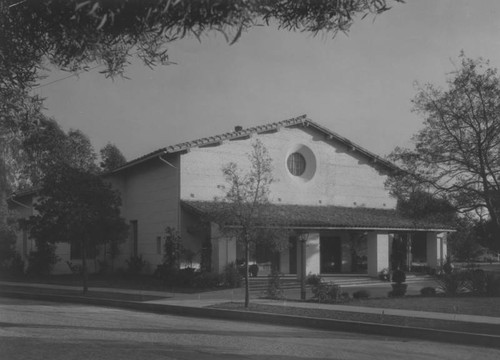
[10,115,452,277]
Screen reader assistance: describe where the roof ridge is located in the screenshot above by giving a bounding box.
[110,114,396,173]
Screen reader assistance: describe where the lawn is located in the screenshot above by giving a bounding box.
[0,273,207,293]
[212,301,500,335]
[343,296,500,317]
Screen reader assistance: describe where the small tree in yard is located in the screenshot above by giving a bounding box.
[25,164,128,294]
[214,140,288,307]
[156,227,185,283]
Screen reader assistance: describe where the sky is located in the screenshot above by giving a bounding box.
[35,0,500,162]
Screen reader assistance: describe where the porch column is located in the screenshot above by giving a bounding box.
[427,232,447,270]
[367,232,389,277]
[296,232,320,278]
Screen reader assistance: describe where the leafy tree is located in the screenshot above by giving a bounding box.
[66,129,99,173]
[387,54,500,250]
[1,0,401,226]
[449,218,484,262]
[15,116,68,189]
[26,163,128,293]
[12,118,100,189]
[396,190,456,225]
[214,139,289,307]
[100,142,127,172]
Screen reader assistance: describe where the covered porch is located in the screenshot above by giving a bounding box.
[276,230,448,278]
[181,201,453,278]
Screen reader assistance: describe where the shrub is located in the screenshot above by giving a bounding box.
[221,262,242,288]
[172,267,197,287]
[435,271,469,296]
[420,286,436,297]
[378,268,390,281]
[66,261,83,275]
[388,283,408,297]
[340,292,351,301]
[352,289,370,299]
[192,271,220,289]
[266,270,284,299]
[485,273,500,296]
[311,282,342,303]
[442,255,453,274]
[125,255,147,275]
[392,269,406,284]
[467,269,486,294]
[306,273,322,286]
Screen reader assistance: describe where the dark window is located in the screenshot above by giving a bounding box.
[287,152,306,176]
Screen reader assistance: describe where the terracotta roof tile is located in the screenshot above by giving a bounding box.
[182,200,454,231]
[110,115,397,173]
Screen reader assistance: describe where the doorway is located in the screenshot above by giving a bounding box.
[320,236,342,273]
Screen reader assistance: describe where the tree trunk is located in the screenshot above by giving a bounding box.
[244,240,250,308]
[81,238,88,295]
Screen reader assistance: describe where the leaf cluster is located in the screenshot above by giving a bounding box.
[1,0,401,86]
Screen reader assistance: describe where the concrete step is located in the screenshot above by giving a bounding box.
[246,274,433,292]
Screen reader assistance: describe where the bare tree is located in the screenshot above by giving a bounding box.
[388,54,500,249]
[214,139,288,307]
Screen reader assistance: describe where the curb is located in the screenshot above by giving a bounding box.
[1,290,499,349]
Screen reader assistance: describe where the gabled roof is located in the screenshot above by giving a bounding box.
[110,114,397,173]
[182,200,454,232]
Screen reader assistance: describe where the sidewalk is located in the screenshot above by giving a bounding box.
[2,279,500,325]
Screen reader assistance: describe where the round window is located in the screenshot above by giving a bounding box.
[287,152,306,176]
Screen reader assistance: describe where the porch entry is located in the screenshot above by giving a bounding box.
[320,236,342,273]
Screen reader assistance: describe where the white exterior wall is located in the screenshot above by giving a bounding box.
[296,233,321,276]
[306,233,321,275]
[180,127,395,209]
[367,232,390,277]
[106,155,181,272]
[427,232,448,269]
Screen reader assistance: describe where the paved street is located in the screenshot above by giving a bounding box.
[1,298,499,360]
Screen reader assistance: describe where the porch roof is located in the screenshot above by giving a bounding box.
[181,200,455,232]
